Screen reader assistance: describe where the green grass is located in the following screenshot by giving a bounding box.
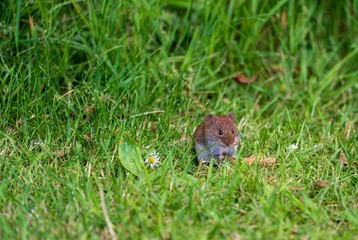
[0,0,357,239]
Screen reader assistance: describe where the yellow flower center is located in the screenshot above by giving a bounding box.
[148,156,156,163]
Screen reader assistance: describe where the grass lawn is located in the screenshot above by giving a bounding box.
[0,0,357,239]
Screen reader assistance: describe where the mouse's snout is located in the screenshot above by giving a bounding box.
[233,135,240,145]
[222,134,235,147]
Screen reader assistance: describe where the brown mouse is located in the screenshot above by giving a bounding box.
[194,112,240,164]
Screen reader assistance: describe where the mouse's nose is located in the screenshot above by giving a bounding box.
[223,135,234,146]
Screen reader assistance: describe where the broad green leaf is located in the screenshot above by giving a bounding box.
[117,141,146,178]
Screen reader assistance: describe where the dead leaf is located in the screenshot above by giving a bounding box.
[7,125,14,132]
[179,135,190,142]
[17,118,23,124]
[289,186,304,191]
[345,122,349,132]
[231,232,242,240]
[243,155,255,164]
[29,16,34,29]
[229,157,237,162]
[315,180,329,188]
[234,72,257,83]
[243,154,277,166]
[195,164,209,178]
[292,224,299,234]
[339,152,348,166]
[83,134,91,142]
[223,97,231,104]
[281,9,287,29]
[86,105,96,113]
[54,147,71,158]
[270,65,287,74]
[57,150,66,158]
[30,114,36,120]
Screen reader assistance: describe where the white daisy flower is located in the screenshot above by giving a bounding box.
[29,140,44,149]
[287,143,299,152]
[29,207,40,219]
[145,151,161,168]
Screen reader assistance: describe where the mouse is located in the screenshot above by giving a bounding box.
[194,112,240,164]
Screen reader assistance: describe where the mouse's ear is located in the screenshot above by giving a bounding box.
[205,114,217,124]
[228,111,235,119]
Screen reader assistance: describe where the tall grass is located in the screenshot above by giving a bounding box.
[0,0,357,239]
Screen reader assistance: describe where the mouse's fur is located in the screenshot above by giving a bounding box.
[194,112,240,164]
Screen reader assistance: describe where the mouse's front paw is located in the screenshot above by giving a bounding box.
[226,148,234,156]
[216,154,224,161]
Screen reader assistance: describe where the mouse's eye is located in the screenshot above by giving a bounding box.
[219,130,223,135]
[232,130,235,134]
